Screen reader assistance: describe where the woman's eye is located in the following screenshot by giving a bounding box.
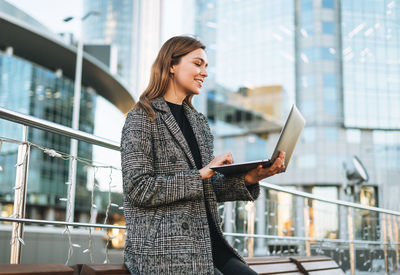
[195,63,201,66]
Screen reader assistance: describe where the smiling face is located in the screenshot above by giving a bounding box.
[169,48,208,99]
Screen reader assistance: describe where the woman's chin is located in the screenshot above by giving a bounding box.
[187,89,201,96]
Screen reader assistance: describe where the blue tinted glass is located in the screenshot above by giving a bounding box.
[302,74,315,87]
[301,100,316,116]
[303,48,316,61]
[302,0,313,10]
[324,87,336,100]
[324,99,337,114]
[322,21,334,34]
[323,74,336,87]
[301,10,314,35]
[324,155,344,168]
[298,154,316,168]
[322,0,334,8]
[321,48,336,60]
[301,24,314,36]
[246,136,268,161]
[302,127,316,142]
[324,127,338,141]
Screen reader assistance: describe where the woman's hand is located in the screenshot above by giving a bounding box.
[199,153,233,180]
[244,152,286,185]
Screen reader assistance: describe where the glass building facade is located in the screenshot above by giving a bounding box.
[194,0,400,254]
[0,2,125,224]
[83,0,163,100]
[83,0,137,94]
[0,51,96,219]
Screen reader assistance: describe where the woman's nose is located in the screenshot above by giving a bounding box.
[201,67,208,77]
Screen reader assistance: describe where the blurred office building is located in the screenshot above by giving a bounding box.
[81,0,400,246]
[194,0,400,248]
[0,0,132,225]
[83,0,196,100]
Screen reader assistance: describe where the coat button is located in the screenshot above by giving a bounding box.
[181,222,189,230]
[169,156,177,163]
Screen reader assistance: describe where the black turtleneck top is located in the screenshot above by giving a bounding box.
[166,101,234,268]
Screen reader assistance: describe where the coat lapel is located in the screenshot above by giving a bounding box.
[151,97,197,169]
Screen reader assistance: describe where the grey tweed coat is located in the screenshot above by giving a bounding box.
[121,97,260,274]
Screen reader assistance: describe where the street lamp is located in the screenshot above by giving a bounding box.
[343,155,369,199]
[63,11,100,225]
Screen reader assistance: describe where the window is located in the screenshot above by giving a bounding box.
[324,127,338,141]
[321,48,336,60]
[355,186,379,241]
[310,186,338,239]
[301,74,315,88]
[322,21,334,34]
[346,129,361,143]
[324,99,337,114]
[323,74,336,88]
[324,154,345,168]
[301,0,313,10]
[302,48,335,61]
[301,100,316,116]
[297,154,316,168]
[302,127,316,142]
[322,0,334,9]
[246,135,268,161]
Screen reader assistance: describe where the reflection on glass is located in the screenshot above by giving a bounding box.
[322,0,334,9]
[310,186,338,239]
[322,21,335,34]
[346,129,361,144]
[354,186,379,241]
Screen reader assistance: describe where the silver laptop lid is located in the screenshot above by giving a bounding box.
[271,105,305,171]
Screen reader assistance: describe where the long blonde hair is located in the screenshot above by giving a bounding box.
[135,36,206,120]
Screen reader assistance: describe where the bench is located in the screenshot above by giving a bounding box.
[79,264,129,275]
[0,256,344,275]
[78,256,344,274]
[245,255,345,275]
[0,263,74,275]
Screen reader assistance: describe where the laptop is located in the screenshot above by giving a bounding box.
[210,105,306,176]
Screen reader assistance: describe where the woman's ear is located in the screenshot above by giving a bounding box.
[169,65,175,74]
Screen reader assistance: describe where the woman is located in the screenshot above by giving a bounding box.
[121,36,285,274]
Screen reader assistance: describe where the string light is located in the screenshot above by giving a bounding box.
[103,167,113,264]
[7,141,30,249]
[64,226,73,265]
[0,137,125,265]
[86,166,98,263]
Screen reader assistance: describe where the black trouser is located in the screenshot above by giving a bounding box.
[214,257,258,275]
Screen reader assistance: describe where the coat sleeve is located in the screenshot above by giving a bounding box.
[121,110,204,208]
[210,173,260,202]
[197,113,260,203]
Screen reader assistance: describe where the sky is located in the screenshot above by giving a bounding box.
[6,0,82,37]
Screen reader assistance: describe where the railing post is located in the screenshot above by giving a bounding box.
[395,216,400,271]
[388,214,394,273]
[246,201,255,257]
[304,198,311,256]
[382,213,389,274]
[347,207,355,275]
[10,126,30,264]
[295,194,305,255]
[255,189,266,255]
[66,28,84,226]
[224,202,234,245]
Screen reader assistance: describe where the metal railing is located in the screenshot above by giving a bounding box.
[1,106,400,274]
[0,106,122,264]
